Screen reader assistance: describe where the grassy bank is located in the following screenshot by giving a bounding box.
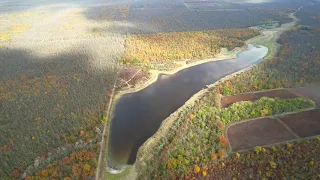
[253,34,277,58]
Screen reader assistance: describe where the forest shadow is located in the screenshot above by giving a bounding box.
[0,46,118,177]
[0,46,118,118]
[82,2,306,34]
[83,4,145,34]
[0,48,88,78]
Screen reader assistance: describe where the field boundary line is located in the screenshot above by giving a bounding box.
[274,116,300,139]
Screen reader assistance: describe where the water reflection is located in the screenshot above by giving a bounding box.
[108,44,268,169]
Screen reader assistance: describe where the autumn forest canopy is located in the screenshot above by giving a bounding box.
[1,0,320,179]
[122,28,260,63]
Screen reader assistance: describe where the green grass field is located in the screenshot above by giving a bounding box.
[249,34,277,59]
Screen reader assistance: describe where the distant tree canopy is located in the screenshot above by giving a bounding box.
[122,28,260,64]
[218,28,320,95]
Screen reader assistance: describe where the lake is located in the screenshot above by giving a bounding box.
[108,44,268,171]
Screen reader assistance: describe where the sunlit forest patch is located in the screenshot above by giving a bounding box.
[122,28,260,64]
[0,3,124,178]
[85,5,131,21]
[0,24,32,42]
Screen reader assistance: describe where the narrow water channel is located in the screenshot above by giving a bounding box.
[108,44,268,170]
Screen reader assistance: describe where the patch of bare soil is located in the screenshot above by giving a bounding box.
[221,89,299,108]
[221,93,258,108]
[289,86,320,107]
[279,109,320,138]
[227,117,296,152]
[255,89,298,99]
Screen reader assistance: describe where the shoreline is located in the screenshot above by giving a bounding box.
[134,60,263,179]
[106,43,249,178]
[115,5,302,99]
[104,6,303,179]
[107,43,257,178]
[104,46,245,178]
[114,46,245,100]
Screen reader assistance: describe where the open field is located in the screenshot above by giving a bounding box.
[227,108,320,152]
[290,87,320,107]
[227,117,298,152]
[248,31,277,58]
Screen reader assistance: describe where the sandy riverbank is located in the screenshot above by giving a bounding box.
[116,6,304,99]
[114,46,245,100]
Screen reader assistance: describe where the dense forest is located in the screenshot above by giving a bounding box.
[85,5,131,21]
[1,0,319,179]
[129,7,294,33]
[215,4,320,95]
[23,147,98,179]
[218,29,320,95]
[0,1,130,178]
[83,2,295,34]
[0,41,121,179]
[137,96,315,179]
[186,137,320,179]
[122,28,260,64]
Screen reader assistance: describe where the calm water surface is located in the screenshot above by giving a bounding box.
[108,44,268,169]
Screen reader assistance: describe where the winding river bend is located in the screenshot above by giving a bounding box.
[108,44,268,170]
